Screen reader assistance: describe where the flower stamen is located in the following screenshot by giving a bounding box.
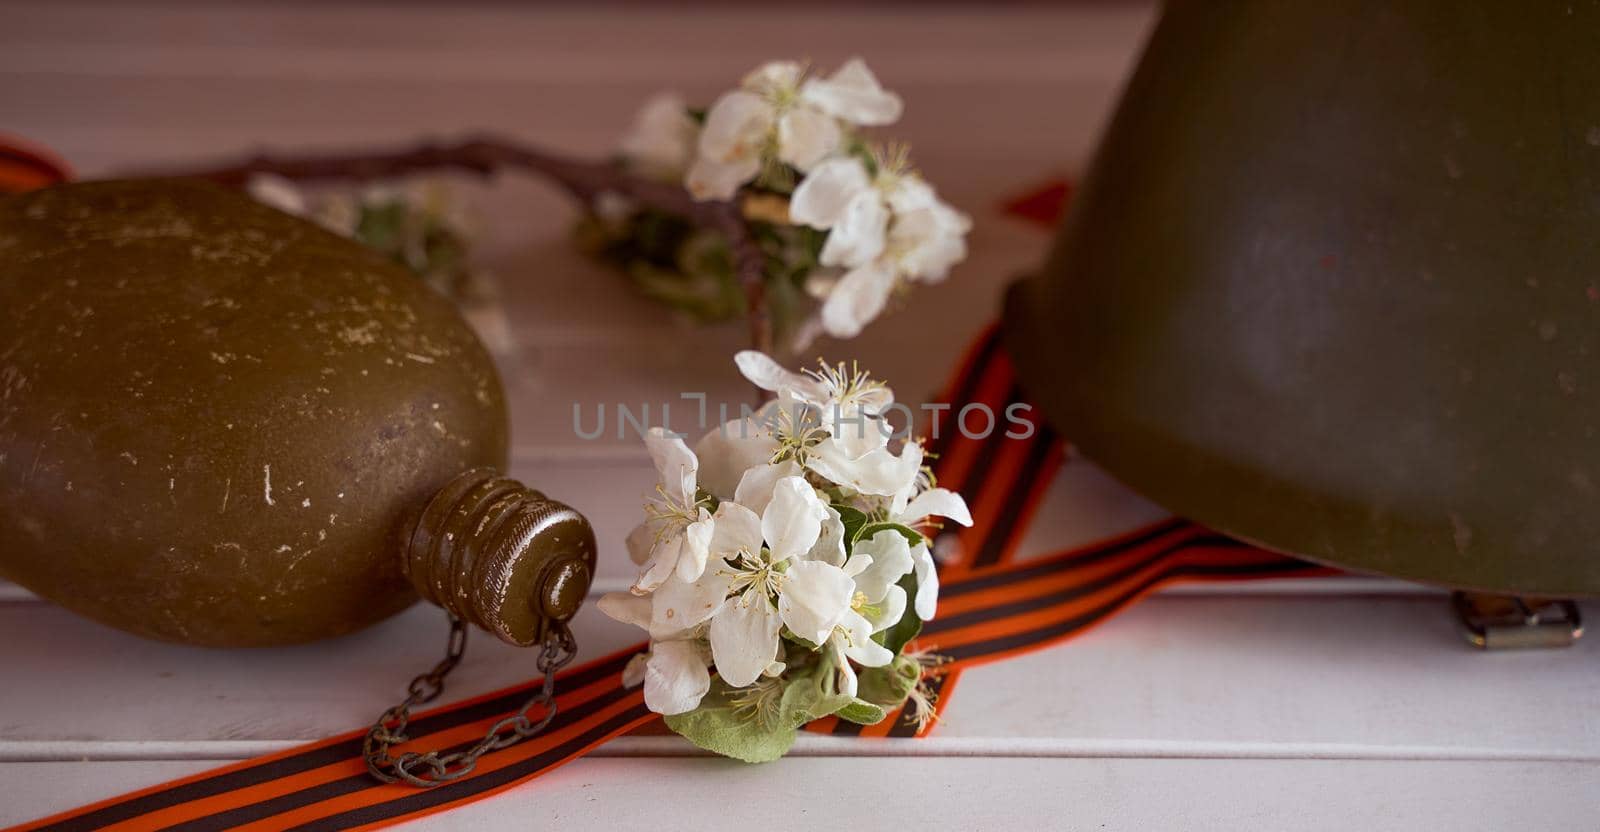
[901,643,951,732]
[804,358,890,417]
[728,676,786,728]
[641,482,710,553]
[721,547,787,607]
[870,141,915,184]
[768,403,830,466]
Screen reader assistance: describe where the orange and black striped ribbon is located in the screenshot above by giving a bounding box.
[13,326,1330,832]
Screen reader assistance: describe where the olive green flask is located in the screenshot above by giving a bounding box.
[0,179,596,647]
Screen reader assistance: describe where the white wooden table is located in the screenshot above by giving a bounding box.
[2,3,1597,829]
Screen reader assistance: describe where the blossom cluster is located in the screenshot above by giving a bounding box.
[600,351,971,762]
[608,58,971,343]
[246,175,481,301]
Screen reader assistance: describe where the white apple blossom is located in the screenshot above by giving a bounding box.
[690,394,807,480]
[601,593,711,715]
[685,58,902,201]
[851,530,915,610]
[245,174,358,236]
[877,469,973,621]
[245,176,495,306]
[619,92,699,180]
[808,506,848,567]
[246,173,308,217]
[734,350,893,426]
[691,405,784,501]
[823,534,914,696]
[888,484,968,622]
[743,350,968,622]
[701,478,855,686]
[730,352,921,498]
[594,57,964,346]
[908,540,940,623]
[799,57,904,126]
[808,423,923,498]
[613,476,856,690]
[602,352,965,757]
[891,481,973,529]
[790,153,971,337]
[627,427,715,593]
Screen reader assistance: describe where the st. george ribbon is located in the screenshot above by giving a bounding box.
[13,323,1331,832]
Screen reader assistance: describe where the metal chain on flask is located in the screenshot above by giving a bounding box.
[363,615,578,787]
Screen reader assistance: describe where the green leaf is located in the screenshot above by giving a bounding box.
[781,631,822,652]
[795,225,829,265]
[354,201,407,254]
[857,653,921,709]
[834,505,869,544]
[625,262,741,322]
[855,140,879,177]
[873,572,923,655]
[836,699,888,725]
[634,210,697,266]
[853,521,924,548]
[779,661,853,726]
[663,681,797,764]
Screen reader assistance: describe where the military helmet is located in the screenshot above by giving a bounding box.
[1005,0,1600,596]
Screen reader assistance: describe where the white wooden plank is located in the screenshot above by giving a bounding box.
[433,757,1600,831]
[0,5,1154,80]
[939,595,1600,757]
[0,2,1148,182]
[0,601,644,747]
[2,757,1597,830]
[3,587,1594,759]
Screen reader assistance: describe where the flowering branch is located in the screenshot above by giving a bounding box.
[600,351,974,762]
[136,135,774,353]
[140,57,971,365]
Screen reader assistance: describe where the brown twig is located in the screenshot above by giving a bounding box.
[136,135,774,355]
